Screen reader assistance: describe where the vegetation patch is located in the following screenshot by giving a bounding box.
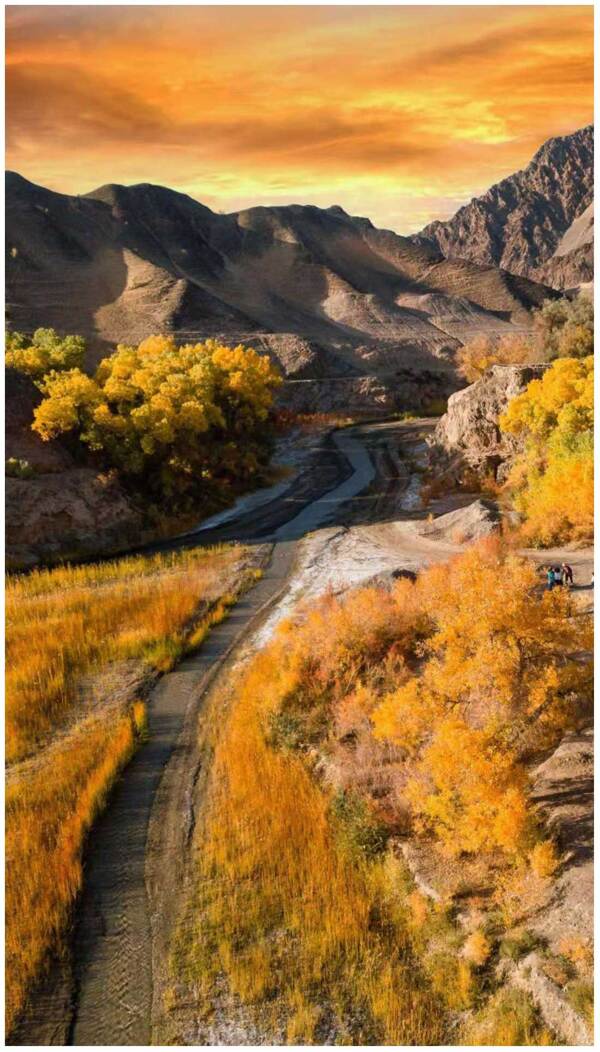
[5,542,259,1034]
[171,539,591,1042]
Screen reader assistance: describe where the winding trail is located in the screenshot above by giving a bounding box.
[64,418,387,1043]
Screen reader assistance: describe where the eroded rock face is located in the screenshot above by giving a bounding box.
[5,368,142,568]
[6,469,143,569]
[430,364,548,478]
[414,126,593,290]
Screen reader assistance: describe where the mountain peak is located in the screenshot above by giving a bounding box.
[413,126,593,288]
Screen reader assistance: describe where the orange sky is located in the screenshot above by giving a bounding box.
[5,5,594,233]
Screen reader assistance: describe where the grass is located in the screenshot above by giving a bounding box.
[5,543,260,1034]
[6,704,144,1033]
[168,540,592,1043]
[6,545,249,762]
[170,653,448,1045]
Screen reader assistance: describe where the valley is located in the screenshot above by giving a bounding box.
[8,414,593,1045]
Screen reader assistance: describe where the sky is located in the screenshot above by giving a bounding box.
[5,4,594,234]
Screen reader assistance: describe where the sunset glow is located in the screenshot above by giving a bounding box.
[5,5,594,232]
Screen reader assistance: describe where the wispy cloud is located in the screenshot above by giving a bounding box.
[6,5,593,232]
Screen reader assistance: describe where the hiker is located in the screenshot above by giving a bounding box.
[553,565,563,587]
[546,566,555,591]
[562,563,574,587]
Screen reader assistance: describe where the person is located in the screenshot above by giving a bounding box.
[562,563,574,587]
[546,566,555,591]
[553,565,563,587]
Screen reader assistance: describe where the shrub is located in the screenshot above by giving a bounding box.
[330,789,389,860]
[529,840,560,879]
[534,292,593,360]
[499,929,539,961]
[566,980,594,1025]
[463,929,492,967]
[5,456,34,478]
[462,987,552,1045]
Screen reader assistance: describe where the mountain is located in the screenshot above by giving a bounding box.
[536,202,593,289]
[6,172,554,412]
[413,126,593,289]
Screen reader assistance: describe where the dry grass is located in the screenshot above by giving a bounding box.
[6,545,246,762]
[6,704,144,1032]
[6,543,258,1034]
[171,650,447,1044]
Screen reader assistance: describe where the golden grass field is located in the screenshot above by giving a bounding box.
[170,541,591,1044]
[6,544,254,1033]
[172,651,447,1045]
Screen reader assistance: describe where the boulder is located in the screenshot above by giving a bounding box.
[430,364,548,479]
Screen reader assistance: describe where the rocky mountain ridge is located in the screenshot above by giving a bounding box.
[6,171,554,413]
[414,126,593,289]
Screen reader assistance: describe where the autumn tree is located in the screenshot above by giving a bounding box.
[6,328,86,381]
[33,335,282,508]
[456,333,540,383]
[500,356,593,543]
[372,540,591,855]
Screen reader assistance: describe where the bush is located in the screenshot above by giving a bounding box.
[463,929,492,966]
[499,929,539,961]
[566,980,593,1025]
[534,292,593,360]
[5,457,34,478]
[462,987,552,1045]
[330,789,389,860]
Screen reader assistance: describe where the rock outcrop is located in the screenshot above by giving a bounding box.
[429,364,548,479]
[6,171,556,414]
[536,203,594,290]
[414,126,593,290]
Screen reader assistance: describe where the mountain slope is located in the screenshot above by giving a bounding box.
[6,172,554,411]
[413,126,593,289]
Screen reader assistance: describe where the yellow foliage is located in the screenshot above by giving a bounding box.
[173,649,446,1044]
[529,840,559,879]
[5,328,86,380]
[463,929,492,967]
[32,335,282,508]
[6,544,243,762]
[5,544,251,1032]
[500,356,593,545]
[456,333,540,383]
[6,706,141,1033]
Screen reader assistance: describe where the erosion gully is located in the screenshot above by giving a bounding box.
[10,420,429,1047]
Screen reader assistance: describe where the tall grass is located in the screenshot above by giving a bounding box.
[6,704,144,1033]
[172,648,447,1044]
[6,545,243,762]
[6,543,255,1033]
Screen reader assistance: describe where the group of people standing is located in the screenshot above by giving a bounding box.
[546,563,574,590]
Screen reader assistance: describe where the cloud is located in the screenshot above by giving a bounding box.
[5,5,593,233]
